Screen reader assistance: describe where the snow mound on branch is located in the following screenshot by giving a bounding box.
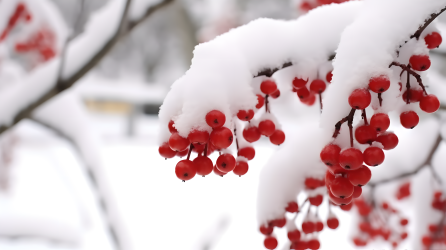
[159,1,362,140]
[256,123,328,224]
[321,0,446,129]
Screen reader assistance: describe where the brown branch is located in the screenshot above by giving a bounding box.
[318,93,323,113]
[411,5,446,40]
[369,134,443,187]
[361,109,368,125]
[389,62,427,95]
[254,62,293,78]
[0,0,175,136]
[332,108,355,139]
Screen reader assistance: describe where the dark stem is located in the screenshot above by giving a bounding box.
[234,128,239,154]
[333,108,356,139]
[204,143,208,157]
[265,95,270,113]
[318,93,323,113]
[411,6,446,40]
[186,144,194,160]
[390,62,428,95]
[406,65,411,104]
[348,110,355,147]
[254,62,293,78]
[378,93,382,106]
[361,109,368,125]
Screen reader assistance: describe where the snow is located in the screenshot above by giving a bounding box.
[128,0,161,21]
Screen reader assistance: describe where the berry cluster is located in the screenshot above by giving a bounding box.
[0,2,32,41]
[292,73,331,108]
[298,0,350,13]
[259,177,344,250]
[321,30,442,207]
[160,78,286,181]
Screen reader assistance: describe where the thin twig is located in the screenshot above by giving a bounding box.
[333,108,355,138]
[254,62,293,78]
[411,6,446,40]
[390,62,427,95]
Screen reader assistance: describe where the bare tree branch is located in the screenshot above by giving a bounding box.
[0,0,175,136]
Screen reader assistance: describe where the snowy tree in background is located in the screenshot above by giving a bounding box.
[159,0,446,249]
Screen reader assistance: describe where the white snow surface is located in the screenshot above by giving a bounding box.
[159,1,362,139]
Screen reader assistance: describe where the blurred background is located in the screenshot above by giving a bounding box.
[0,0,446,249]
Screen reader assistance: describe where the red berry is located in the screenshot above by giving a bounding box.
[308,239,320,250]
[192,143,205,154]
[233,161,248,176]
[237,109,255,121]
[271,217,286,228]
[286,201,299,213]
[428,224,438,233]
[316,221,324,231]
[216,154,236,173]
[409,54,431,71]
[301,93,316,106]
[325,171,336,186]
[355,125,377,144]
[425,32,442,49]
[368,75,390,93]
[402,89,424,103]
[320,144,341,166]
[292,240,308,250]
[243,126,261,142]
[238,147,255,160]
[270,130,285,145]
[348,89,371,109]
[305,178,320,189]
[328,189,353,205]
[293,77,308,89]
[169,133,190,151]
[168,120,177,133]
[288,229,301,241]
[363,147,385,166]
[339,148,363,170]
[261,80,278,95]
[256,95,265,109]
[175,160,196,181]
[302,221,315,234]
[400,218,409,226]
[330,176,354,198]
[422,236,432,247]
[376,132,399,150]
[370,113,390,132]
[264,236,278,250]
[259,120,276,137]
[271,89,280,99]
[309,195,323,206]
[340,202,353,211]
[213,165,226,176]
[348,165,371,186]
[193,156,213,176]
[177,148,189,158]
[326,71,333,83]
[400,111,419,129]
[205,110,226,128]
[309,79,326,93]
[297,87,310,100]
[159,142,177,158]
[327,218,339,229]
[420,94,440,113]
[352,186,362,198]
[401,232,408,239]
[327,164,348,175]
[188,130,209,144]
[210,127,233,149]
[260,224,274,235]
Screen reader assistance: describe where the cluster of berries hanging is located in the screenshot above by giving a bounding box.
[0,2,57,63]
[320,31,442,208]
[298,0,351,13]
[259,177,345,250]
[423,191,446,248]
[159,78,286,181]
[291,71,332,108]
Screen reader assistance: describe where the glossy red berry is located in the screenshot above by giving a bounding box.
[261,79,278,95]
[233,161,248,176]
[353,186,362,198]
[175,160,196,181]
[205,110,226,128]
[320,144,341,166]
[256,95,265,109]
[340,202,353,211]
[210,127,233,149]
[270,130,285,145]
[243,126,261,142]
[237,109,255,121]
[177,148,189,158]
[355,125,377,144]
[187,130,209,144]
[271,89,280,99]
[287,229,301,241]
[309,79,326,93]
[297,87,310,100]
[330,176,354,198]
[316,221,324,231]
[271,217,286,228]
[339,148,363,170]
[326,71,333,83]
[169,133,190,151]
[286,201,299,213]
[193,156,213,176]
[308,239,320,250]
[259,120,276,137]
[216,154,236,173]
[159,142,177,158]
[327,217,339,229]
[420,94,440,113]
[400,111,419,129]
[363,147,385,166]
[402,89,424,103]
[260,224,273,235]
[348,165,371,186]
[213,165,226,176]
[168,120,177,133]
[425,32,442,49]
[348,89,371,109]
[302,221,315,234]
[409,54,431,71]
[293,77,308,89]
[370,113,390,132]
[422,236,432,247]
[368,75,390,93]
[309,195,323,206]
[376,132,399,150]
[238,147,255,160]
[301,93,316,106]
[328,190,353,205]
[264,236,278,250]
